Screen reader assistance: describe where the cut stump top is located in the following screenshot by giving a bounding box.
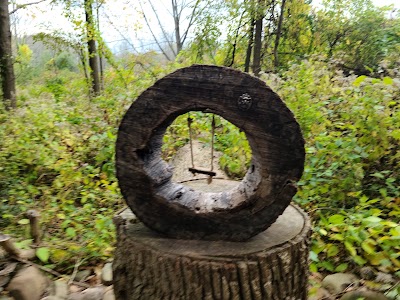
[114,204,309,257]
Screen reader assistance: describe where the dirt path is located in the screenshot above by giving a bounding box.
[169,140,240,192]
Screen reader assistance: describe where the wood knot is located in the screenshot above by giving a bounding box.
[238,93,252,111]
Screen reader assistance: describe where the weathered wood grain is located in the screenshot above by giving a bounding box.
[116,65,305,241]
[113,204,311,300]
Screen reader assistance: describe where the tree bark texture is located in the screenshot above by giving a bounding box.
[116,65,305,241]
[244,18,255,73]
[113,204,311,300]
[85,0,101,96]
[172,0,182,54]
[273,0,286,70]
[0,1,16,109]
[252,0,264,77]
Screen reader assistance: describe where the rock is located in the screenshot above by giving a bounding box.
[19,249,36,260]
[5,266,49,300]
[79,286,105,300]
[42,297,64,300]
[309,287,333,300]
[0,262,17,289]
[101,263,113,286]
[322,273,359,294]
[0,275,11,289]
[359,266,375,280]
[340,290,389,300]
[103,289,115,300]
[74,270,91,282]
[52,280,69,299]
[69,284,84,294]
[67,293,83,300]
[0,262,18,276]
[375,272,394,284]
[0,249,6,259]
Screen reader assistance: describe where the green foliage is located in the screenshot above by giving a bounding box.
[0,52,181,269]
[15,44,34,83]
[191,0,400,74]
[314,0,394,74]
[0,83,125,268]
[2,10,400,280]
[162,112,251,179]
[262,58,399,274]
[54,52,78,71]
[36,247,50,263]
[214,120,251,179]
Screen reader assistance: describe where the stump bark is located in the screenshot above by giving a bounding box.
[113,204,311,300]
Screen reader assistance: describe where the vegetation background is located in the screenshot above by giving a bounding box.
[0,0,399,298]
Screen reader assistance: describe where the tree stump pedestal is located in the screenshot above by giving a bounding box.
[113,204,311,300]
[114,65,310,299]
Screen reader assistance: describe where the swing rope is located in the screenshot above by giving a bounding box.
[210,114,215,172]
[187,112,195,169]
[187,113,217,183]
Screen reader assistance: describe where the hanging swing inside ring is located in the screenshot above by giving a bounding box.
[164,111,250,189]
[187,112,217,184]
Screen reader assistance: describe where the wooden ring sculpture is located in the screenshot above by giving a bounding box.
[116,65,305,241]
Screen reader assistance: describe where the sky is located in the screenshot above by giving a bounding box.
[11,0,400,53]
[11,0,177,53]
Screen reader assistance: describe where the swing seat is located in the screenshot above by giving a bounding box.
[188,167,217,177]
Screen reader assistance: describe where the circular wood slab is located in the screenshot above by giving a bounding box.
[116,65,305,241]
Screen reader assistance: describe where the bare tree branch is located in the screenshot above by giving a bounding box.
[10,0,48,15]
[172,0,181,53]
[103,12,139,53]
[138,0,173,60]
[227,9,245,67]
[181,0,201,46]
[148,0,176,56]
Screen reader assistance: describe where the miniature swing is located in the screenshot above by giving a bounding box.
[186,112,217,183]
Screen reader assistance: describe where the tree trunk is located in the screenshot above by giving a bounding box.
[0,1,16,110]
[85,0,101,96]
[244,18,255,73]
[172,0,182,54]
[273,0,286,70]
[113,204,311,300]
[252,0,263,77]
[96,0,104,90]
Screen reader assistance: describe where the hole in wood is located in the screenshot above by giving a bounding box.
[116,65,305,240]
[162,112,252,193]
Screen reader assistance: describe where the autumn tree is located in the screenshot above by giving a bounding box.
[273,0,285,70]
[85,0,101,95]
[0,0,16,109]
[314,0,396,74]
[272,0,313,69]
[252,0,264,76]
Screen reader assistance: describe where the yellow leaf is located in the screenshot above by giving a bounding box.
[64,139,74,146]
[366,252,386,265]
[52,249,68,261]
[353,75,367,86]
[383,77,393,85]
